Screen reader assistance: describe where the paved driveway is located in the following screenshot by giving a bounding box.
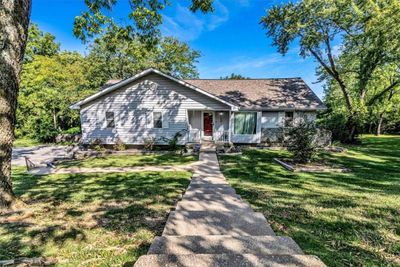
[12,145,78,167]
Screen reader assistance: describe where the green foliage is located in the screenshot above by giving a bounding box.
[160,130,186,151]
[73,0,214,44]
[113,138,126,151]
[18,52,97,139]
[261,0,400,142]
[87,32,200,80]
[220,73,250,80]
[62,127,81,135]
[24,24,60,62]
[285,120,318,163]
[33,115,59,143]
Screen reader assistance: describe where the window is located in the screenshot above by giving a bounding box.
[153,112,163,128]
[285,111,294,127]
[234,112,257,134]
[262,112,279,128]
[105,112,115,128]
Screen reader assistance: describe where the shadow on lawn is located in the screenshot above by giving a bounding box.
[60,153,197,168]
[219,136,400,267]
[1,169,190,265]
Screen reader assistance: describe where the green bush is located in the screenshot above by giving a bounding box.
[62,127,81,135]
[113,138,126,151]
[33,116,59,143]
[285,120,318,163]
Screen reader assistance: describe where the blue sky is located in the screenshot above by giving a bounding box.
[30,0,324,98]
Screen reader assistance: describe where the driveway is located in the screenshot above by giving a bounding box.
[12,145,78,167]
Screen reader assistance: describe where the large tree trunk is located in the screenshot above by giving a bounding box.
[345,114,358,143]
[0,0,32,209]
[376,113,384,136]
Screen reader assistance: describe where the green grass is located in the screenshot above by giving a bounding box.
[1,167,191,266]
[219,135,400,266]
[59,153,198,168]
[13,137,41,148]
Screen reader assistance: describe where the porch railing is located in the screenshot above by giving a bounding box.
[188,129,201,142]
[214,130,230,143]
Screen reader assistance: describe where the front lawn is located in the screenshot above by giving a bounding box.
[59,153,198,168]
[0,168,191,266]
[219,135,400,266]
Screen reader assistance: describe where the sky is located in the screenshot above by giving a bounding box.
[30,0,325,99]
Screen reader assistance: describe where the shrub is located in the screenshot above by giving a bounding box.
[160,130,187,151]
[285,120,318,163]
[33,116,59,143]
[62,127,81,135]
[113,138,126,151]
[90,138,105,151]
[143,137,156,151]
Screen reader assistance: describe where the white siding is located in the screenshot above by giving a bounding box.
[80,73,230,144]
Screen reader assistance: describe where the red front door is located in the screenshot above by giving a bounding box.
[203,112,213,136]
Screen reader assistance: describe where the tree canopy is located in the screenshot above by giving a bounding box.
[220,73,249,80]
[261,0,400,142]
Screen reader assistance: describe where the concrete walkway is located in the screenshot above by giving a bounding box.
[134,148,326,267]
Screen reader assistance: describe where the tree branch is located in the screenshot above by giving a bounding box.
[367,80,400,106]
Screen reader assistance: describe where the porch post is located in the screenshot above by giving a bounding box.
[228,110,232,143]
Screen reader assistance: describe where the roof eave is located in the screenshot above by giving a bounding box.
[70,68,237,110]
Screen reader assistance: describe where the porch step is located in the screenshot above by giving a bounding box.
[162,211,275,236]
[190,177,229,185]
[134,254,326,267]
[148,235,303,255]
[175,197,252,212]
[185,184,237,194]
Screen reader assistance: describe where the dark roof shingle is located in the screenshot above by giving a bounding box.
[184,78,325,110]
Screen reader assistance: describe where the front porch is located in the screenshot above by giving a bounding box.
[187,110,231,143]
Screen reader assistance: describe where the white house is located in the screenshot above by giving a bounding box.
[71,68,326,145]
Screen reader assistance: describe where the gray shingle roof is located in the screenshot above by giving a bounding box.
[184,78,325,110]
[95,73,325,110]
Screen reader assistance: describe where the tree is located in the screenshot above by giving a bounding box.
[220,73,249,80]
[261,0,400,143]
[0,0,214,209]
[18,53,97,141]
[0,0,32,209]
[87,31,200,80]
[24,23,60,62]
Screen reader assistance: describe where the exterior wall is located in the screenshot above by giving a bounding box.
[80,73,230,145]
[260,111,323,146]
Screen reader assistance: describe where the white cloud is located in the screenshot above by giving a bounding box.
[160,1,229,41]
[209,54,296,75]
